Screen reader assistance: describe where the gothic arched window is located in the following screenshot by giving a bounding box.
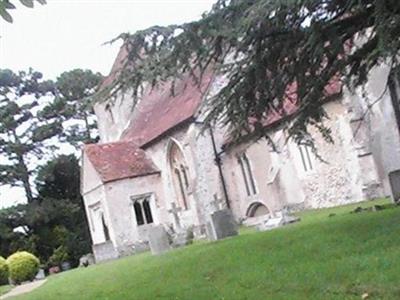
[101,213,110,241]
[238,152,257,196]
[168,140,190,209]
[132,195,154,226]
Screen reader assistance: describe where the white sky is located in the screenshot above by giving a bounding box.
[0,0,216,208]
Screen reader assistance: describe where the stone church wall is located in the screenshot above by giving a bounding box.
[94,91,137,143]
[83,185,109,245]
[186,123,227,232]
[344,65,400,197]
[289,100,370,208]
[103,174,164,256]
[142,127,204,232]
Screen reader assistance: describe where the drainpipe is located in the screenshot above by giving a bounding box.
[388,72,400,137]
[209,127,231,209]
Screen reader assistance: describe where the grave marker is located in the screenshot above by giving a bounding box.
[148,225,171,255]
[389,170,400,203]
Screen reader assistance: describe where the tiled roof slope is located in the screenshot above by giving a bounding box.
[121,72,214,147]
[84,141,160,183]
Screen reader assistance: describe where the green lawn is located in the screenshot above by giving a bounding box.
[0,285,12,296]
[14,199,400,300]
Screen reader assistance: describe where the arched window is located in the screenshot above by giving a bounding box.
[134,202,145,226]
[238,152,257,196]
[143,199,153,224]
[101,213,110,241]
[132,195,154,226]
[298,144,314,172]
[246,202,270,218]
[168,140,190,209]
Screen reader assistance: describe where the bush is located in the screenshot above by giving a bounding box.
[48,246,69,267]
[6,251,40,284]
[0,256,8,285]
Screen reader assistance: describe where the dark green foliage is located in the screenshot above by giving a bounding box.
[0,68,101,204]
[36,155,81,202]
[0,155,91,269]
[0,67,97,276]
[105,0,400,147]
[0,256,8,285]
[0,69,56,203]
[48,246,69,267]
[0,68,98,271]
[40,69,102,146]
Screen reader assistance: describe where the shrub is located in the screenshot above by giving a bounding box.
[0,256,8,285]
[6,251,40,284]
[48,246,69,267]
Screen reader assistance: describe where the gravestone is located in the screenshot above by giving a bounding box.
[35,268,45,280]
[389,170,400,203]
[256,211,300,231]
[79,253,95,267]
[92,240,118,263]
[148,225,171,255]
[207,209,238,241]
[168,203,182,230]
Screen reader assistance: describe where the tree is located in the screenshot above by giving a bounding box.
[0,68,102,204]
[35,155,91,267]
[39,69,102,147]
[0,0,46,23]
[103,0,400,146]
[0,155,91,267]
[57,69,102,145]
[0,69,58,203]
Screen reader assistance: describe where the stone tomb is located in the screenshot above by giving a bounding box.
[148,225,171,255]
[256,211,300,231]
[389,170,400,203]
[92,240,119,263]
[207,209,238,241]
[35,269,45,280]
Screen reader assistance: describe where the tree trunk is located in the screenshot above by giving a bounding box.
[18,156,34,203]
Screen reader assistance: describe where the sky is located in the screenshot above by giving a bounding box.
[0,0,216,208]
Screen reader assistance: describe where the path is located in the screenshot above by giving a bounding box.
[0,280,47,299]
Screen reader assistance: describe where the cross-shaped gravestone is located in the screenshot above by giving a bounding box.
[210,194,223,211]
[168,203,182,230]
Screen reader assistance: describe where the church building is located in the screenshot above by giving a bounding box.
[81,45,400,262]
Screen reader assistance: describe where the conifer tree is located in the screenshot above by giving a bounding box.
[105,0,400,145]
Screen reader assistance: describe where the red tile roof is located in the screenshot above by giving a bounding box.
[84,141,160,183]
[100,45,214,147]
[262,79,342,127]
[121,71,214,147]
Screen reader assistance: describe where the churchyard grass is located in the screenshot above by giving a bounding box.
[0,285,12,296]
[13,198,400,300]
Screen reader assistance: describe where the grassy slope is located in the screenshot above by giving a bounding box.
[14,199,400,300]
[0,285,12,296]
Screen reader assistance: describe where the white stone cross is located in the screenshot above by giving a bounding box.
[168,203,182,230]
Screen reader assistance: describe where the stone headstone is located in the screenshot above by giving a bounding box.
[168,203,182,230]
[79,253,95,267]
[92,240,118,263]
[207,209,238,241]
[256,211,300,231]
[242,214,271,227]
[35,268,45,280]
[148,225,171,255]
[389,170,400,203]
[61,262,71,271]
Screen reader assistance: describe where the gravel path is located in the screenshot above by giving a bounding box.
[0,280,47,299]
